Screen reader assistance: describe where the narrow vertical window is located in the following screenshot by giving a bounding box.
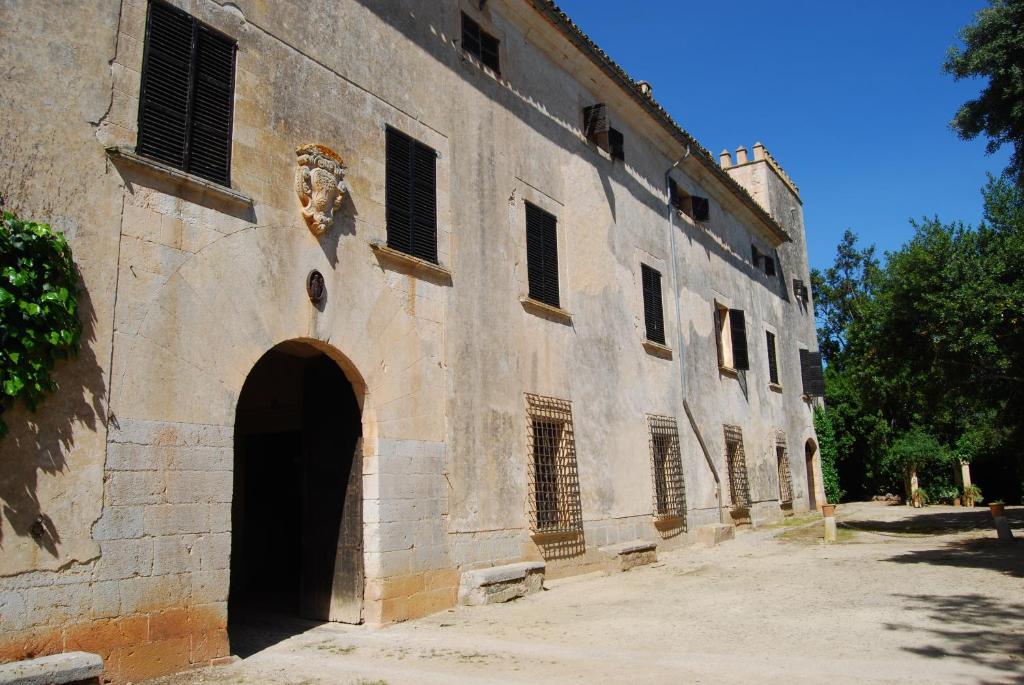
[766,330,780,385]
[137,0,237,186]
[648,416,686,519]
[723,425,751,513]
[729,309,749,370]
[385,127,438,263]
[526,394,583,535]
[776,434,793,505]
[461,13,500,73]
[525,202,560,308]
[641,264,665,345]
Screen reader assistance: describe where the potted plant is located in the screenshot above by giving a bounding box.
[963,484,983,508]
[953,497,961,507]
[989,500,1006,518]
[821,503,836,517]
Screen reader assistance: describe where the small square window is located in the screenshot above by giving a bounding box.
[461,13,500,74]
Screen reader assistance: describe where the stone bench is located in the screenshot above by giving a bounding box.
[458,561,546,606]
[696,523,735,547]
[599,540,657,572]
[0,652,103,685]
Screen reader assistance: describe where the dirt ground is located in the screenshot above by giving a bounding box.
[146,502,1023,685]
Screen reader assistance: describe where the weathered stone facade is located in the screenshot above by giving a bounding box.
[0,0,823,681]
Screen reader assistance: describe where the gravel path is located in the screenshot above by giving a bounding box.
[146,502,1023,685]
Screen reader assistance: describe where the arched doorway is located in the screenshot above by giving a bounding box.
[229,340,363,651]
[805,439,817,511]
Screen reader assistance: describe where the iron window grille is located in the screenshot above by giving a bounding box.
[525,394,583,535]
[641,264,666,345]
[648,416,686,519]
[766,330,780,385]
[723,425,751,511]
[385,126,438,263]
[461,12,500,73]
[776,431,793,504]
[525,202,560,308]
[137,0,237,186]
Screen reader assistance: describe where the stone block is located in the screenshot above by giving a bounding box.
[458,561,545,606]
[94,539,153,581]
[599,540,658,573]
[696,523,735,547]
[91,505,145,541]
[0,651,102,685]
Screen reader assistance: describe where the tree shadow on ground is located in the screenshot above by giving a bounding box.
[884,593,1024,679]
[846,508,1023,536]
[883,537,1023,579]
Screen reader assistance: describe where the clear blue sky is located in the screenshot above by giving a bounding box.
[556,0,1011,270]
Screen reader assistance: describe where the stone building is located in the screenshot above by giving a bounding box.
[0,0,824,681]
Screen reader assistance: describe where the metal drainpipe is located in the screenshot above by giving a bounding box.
[665,149,726,526]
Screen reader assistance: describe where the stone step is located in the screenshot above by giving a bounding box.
[0,652,103,685]
[598,539,658,573]
[696,523,735,547]
[458,561,546,606]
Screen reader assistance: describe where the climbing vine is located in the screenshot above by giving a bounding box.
[814,406,844,504]
[0,210,82,436]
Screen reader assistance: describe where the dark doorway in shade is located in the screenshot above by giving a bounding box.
[229,341,362,656]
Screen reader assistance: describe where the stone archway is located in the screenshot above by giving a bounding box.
[229,339,364,650]
[805,439,818,511]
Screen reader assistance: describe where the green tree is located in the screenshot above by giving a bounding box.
[944,0,1024,185]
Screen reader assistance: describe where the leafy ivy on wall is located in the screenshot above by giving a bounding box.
[0,211,81,436]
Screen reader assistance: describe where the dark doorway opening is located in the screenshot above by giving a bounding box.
[229,342,362,656]
[806,440,817,511]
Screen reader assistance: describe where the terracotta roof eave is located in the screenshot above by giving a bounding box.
[527,0,792,244]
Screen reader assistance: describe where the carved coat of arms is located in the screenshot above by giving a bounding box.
[295,144,346,236]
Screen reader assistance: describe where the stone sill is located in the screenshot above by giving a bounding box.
[105,146,253,207]
[653,514,685,531]
[370,242,453,285]
[718,365,739,378]
[642,339,672,359]
[768,382,783,393]
[521,297,572,324]
[530,529,581,544]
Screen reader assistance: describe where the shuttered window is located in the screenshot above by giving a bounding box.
[691,196,711,222]
[668,179,709,222]
[525,202,559,308]
[137,0,236,186]
[583,103,610,151]
[764,256,777,276]
[385,127,438,263]
[461,13,500,73]
[729,309,749,370]
[800,349,825,396]
[608,128,625,161]
[641,264,665,345]
[766,331,779,385]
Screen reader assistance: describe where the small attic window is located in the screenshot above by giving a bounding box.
[670,179,710,222]
[461,13,500,74]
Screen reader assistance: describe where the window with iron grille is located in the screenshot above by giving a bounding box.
[766,330,780,385]
[525,202,560,308]
[723,425,751,511]
[385,127,438,263]
[641,264,665,345]
[526,394,583,535]
[137,0,237,186]
[461,13,500,73]
[648,416,686,519]
[776,432,793,504]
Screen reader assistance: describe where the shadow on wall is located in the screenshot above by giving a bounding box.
[884,593,1024,675]
[0,277,105,557]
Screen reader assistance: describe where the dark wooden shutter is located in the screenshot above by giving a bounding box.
[641,264,665,345]
[188,25,235,185]
[608,128,625,161]
[793,278,804,300]
[800,350,825,396]
[137,1,235,185]
[526,203,559,308]
[692,196,710,222]
[729,309,749,370]
[480,30,500,73]
[766,331,779,385]
[385,127,437,263]
[764,256,776,277]
[461,12,500,73]
[137,1,194,171]
[583,104,609,151]
[751,245,762,266]
[461,13,481,57]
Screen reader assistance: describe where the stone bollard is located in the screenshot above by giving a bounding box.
[993,516,1014,541]
[822,503,837,543]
